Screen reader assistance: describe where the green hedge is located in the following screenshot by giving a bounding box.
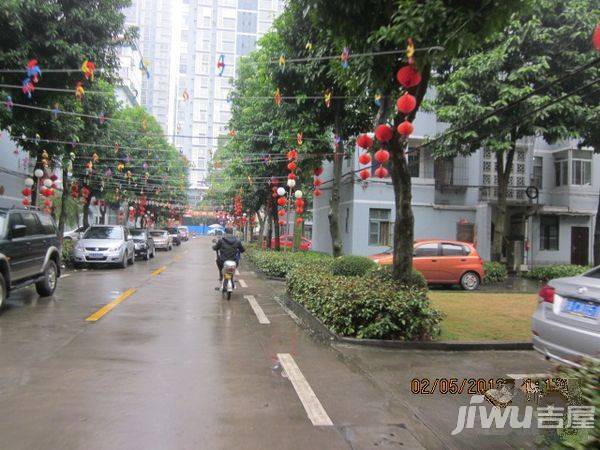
[287,263,442,340]
[524,264,588,281]
[246,248,333,278]
[483,261,508,284]
[331,255,376,277]
[369,264,428,289]
[61,239,75,267]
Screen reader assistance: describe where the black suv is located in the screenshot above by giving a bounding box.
[0,208,61,309]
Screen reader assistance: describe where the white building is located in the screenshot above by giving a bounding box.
[172,0,285,205]
[115,0,144,107]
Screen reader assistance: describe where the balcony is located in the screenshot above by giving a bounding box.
[478,186,529,203]
[434,156,468,193]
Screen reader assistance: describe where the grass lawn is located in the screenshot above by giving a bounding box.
[429,291,538,341]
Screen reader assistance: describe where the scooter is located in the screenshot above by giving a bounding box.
[221,260,237,300]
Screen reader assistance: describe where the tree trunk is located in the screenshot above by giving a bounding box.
[57,165,69,245]
[328,99,344,257]
[492,145,516,262]
[31,150,43,207]
[82,196,91,228]
[271,196,280,251]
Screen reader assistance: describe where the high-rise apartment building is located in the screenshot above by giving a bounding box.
[173,0,285,204]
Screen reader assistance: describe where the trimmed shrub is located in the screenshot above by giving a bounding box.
[524,264,588,282]
[61,239,75,267]
[246,248,333,278]
[483,261,508,284]
[369,264,428,289]
[287,263,442,340]
[331,255,376,277]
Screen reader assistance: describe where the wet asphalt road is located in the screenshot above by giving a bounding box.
[0,238,552,450]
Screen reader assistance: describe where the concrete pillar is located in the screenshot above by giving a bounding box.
[475,204,492,261]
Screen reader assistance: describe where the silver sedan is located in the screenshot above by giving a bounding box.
[532,267,600,367]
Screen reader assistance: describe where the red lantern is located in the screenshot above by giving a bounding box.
[375,149,390,164]
[375,167,389,178]
[396,65,421,88]
[356,134,373,149]
[50,174,58,181]
[22,187,32,197]
[314,167,323,176]
[374,124,393,143]
[358,153,371,165]
[296,218,304,225]
[593,24,600,51]
[397,120,414,136]
[43,199,52,207]
[295,198,304,207]
[296,207,304,214]
[396,92,416,114]
[278,209,286,216]
[288,173,297,180]
[314,188,322,197]
[313,178,322,187]
[277,197,286,206]
[278,219,286,226]
[359,169,370,180]
[287,149,298,160]
[287,161,297,171]
[22,198,31,206]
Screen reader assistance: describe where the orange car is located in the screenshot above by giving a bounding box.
[368,239,484,290]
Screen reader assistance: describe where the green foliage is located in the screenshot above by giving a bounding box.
[61,239,75,267]
[524,265,588,281]
[246,248,333,278]
[331,255,376,277]
[287,262,442,340]
[369,264,428,289]
[483,262,508,284]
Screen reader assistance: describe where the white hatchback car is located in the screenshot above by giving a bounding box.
[73,225,135,268]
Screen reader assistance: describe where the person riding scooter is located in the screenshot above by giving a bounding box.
[212,227,245,282]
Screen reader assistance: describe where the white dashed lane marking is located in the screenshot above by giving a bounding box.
[277,353,333,426]
[244,295,270,324]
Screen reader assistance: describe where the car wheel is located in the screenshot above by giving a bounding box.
[460,271,480,291]
[129,252,135,265]
[150,249,155,258]
[119,254,128,269]
[35,260,58,297]
[0,272,6,310]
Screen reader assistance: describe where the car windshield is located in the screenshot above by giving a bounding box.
[82,227,123,240]
[583,267,600,279]
[167,228,178,234]
[130,229,146,238]
[150,231,167,238]
[178,227,187,231]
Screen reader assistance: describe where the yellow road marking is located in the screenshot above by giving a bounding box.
[85,288,137,322]
[151,266,166,276]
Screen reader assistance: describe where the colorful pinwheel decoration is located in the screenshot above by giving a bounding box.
[81,60,96,80]
[22,78,35,98]
[278,54,286,71]
[297,132,303,146]
[406,38,415,64]
[182,89,190,101]
[26,59,42,83]
[340,47,350,69]
[217,54,226,77]
[274,88,282,106]
[374,93,382,107]
[75,82,85,100]
[5,96,13,112]
[324,89,332,108]
[51,103,60,119]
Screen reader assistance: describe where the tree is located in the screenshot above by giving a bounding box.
[432,0,599,262]
[288,0,525,281]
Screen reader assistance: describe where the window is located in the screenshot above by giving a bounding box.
[554,159,568,186]
[22,212,44,235]
[572,159,591,185]
[441,243,468,256]
[414,243,439,257]
[532,157,543,188]
[38,213,57,235]
[368,209,392,246]
[8,212,25,238]
[540,215,559,251]
[408,150,420,177]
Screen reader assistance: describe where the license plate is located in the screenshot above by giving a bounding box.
[88,252,104,259]
[563,299,600,319]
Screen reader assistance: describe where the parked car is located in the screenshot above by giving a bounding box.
[178,226,189,241]
[532,268,600,367]
[131,229,156,260]
[73,225,135,268]
[207,228,224,236]
[167,227,182,246]
[368,239,484,290]
[271,234,312,250]
[0,208,62,308]
[63,225,87,241]
[150,230,173,251]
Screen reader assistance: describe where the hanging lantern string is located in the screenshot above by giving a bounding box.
[0,83,112,96]
[0,68,107,73]
[266,45,444,64]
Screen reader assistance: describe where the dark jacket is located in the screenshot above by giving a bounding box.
[213,236,245,262]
